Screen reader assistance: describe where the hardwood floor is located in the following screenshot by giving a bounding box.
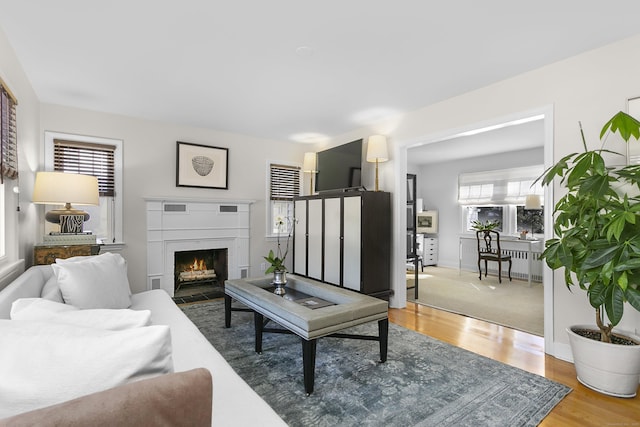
[389,302,640,426]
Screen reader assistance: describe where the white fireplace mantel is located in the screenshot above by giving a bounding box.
[145,197,254,296]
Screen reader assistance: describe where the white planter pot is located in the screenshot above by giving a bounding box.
[567,324,640,398]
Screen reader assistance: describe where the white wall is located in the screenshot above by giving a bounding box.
[417,147,544,268]
[39,104,307,293]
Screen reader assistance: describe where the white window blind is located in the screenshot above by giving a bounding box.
[0,82,18,183]
[270,164,300,201]
[458,165,543,205]
[53,139,116,197]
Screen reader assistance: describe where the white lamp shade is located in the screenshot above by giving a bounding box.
[366,135,389,163]
[33,172,99,206]
[524,194,542,210]
[302,152,317,172]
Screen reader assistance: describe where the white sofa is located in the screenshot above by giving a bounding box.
[0,264,286,426]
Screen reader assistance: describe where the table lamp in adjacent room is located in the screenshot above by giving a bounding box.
[302,152,317,195]
[32,171,99,233]
[366,135,388,192]
[524,194,542,238]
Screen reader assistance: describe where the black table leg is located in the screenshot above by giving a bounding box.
[254,312,264,354]
[302,338,317,395]
[224,294,232,328]
[378,318,388,363]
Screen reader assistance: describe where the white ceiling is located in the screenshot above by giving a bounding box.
[1,1,640,144]
[408,118,545,165]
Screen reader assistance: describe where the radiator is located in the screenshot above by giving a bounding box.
[459,237,543,282]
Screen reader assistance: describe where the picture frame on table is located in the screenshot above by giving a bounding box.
[176,141,229,189]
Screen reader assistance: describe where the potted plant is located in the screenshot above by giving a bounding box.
[471,219,501,232]
[539,110,640,397]
[264,216,292,295]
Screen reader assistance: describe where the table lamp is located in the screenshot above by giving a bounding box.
[302,152,317,194]
[524,194,542,238]
[32,171,99,233]
[366,135,388,191]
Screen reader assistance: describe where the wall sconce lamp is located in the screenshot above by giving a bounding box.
[302,152,317,194]
[32,171,99,233]
[366,135,388,192]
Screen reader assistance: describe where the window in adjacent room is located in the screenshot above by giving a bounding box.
[268,163,301,236]
[44,132,123,244]
[516,205,544,234]
[465,206,504,232]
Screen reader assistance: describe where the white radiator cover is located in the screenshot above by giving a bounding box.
[145,198,253,296]
[459,236,543,282]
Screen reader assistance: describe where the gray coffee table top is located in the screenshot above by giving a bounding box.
[225,275,388,340]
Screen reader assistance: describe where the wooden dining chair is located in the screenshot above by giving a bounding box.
[476,230,512,283]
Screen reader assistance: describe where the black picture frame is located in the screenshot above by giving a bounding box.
[176,141,229,189]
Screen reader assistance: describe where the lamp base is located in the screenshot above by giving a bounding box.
[45,204,90,234]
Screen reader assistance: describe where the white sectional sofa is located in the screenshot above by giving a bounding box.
[0,258,286,426]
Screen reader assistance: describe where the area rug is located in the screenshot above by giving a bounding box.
[407,267,544,336]
[181,300,570,427]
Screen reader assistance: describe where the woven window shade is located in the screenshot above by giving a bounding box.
[270,164,300,201]
[0,85,18,183]
[54,139,116,197]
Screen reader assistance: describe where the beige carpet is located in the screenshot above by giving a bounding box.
[407,266,544,336]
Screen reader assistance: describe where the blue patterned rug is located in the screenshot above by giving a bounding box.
[181,300,570,426]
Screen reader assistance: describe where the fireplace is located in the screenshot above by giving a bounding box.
[146,198,252,297]
[174,248,228,291]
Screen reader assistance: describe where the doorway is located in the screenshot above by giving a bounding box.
[395,106,554,348]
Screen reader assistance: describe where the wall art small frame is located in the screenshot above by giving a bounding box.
[176,141,229,189]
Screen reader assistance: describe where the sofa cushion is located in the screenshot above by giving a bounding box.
[0,368,212,427]
[0,320,174,418]
[40,275,63,303]
[52,252,132,309]
[10,298,151,330]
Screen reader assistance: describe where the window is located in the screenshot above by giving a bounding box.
[458,165,543,205]
[516,205,544,234]
[268,163,301,235]
[466,206,504,232]
[1,79,18,262]
[45,132,123,244]
[0,84,18,183]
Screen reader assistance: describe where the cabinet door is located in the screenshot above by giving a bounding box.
[293,200,307,275]
[307,199,323,280]
[343,196,361,291]
[323,197,341,285]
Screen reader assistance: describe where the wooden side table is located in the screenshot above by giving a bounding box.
[34,244,101,265]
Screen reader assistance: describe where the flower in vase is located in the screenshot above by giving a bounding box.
[264,216,291,273]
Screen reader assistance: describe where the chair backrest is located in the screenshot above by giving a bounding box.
[476,230,502,255]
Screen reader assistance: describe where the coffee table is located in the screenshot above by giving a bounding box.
[224,275,389,395]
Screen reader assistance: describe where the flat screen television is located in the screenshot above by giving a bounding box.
[315,139,363,193]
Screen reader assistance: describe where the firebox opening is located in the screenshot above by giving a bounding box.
[174,248,228,293]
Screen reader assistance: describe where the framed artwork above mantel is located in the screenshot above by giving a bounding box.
[176,141,229,189]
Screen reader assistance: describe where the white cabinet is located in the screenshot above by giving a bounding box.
[293,191,391,298]
[323,197,341,284]
[422,237,438,266]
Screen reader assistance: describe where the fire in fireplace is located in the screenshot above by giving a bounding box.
[174,248,228,292]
